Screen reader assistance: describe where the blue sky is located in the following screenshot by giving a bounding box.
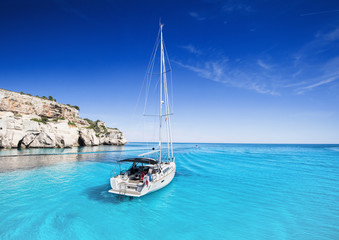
[1,0,339,143]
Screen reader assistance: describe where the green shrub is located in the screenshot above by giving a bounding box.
[68,121,76,127]
[19,91,32,96]
[31,117,48,124]
[84,118,94,125]
[101,125,108,133]
[66,104,80,111]
[48,96,56,101]
[52,117,65,122]
[41,117,48,124]
[84,119,106,133]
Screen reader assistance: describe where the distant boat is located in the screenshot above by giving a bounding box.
[108,23,176,197]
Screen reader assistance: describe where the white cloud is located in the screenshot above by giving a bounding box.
[175,59,279,95]
[181,45,202,55]
[257,60,272,70]
[176,27,339,96]
[322,28,339,41]
[297,27,339,62]
[188,12,206,21]
[292,54,339,94]
[300,9,339,17]
[222,2,253,13]
[296,76,339,94]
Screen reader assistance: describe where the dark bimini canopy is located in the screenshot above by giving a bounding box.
[118,158,158,165]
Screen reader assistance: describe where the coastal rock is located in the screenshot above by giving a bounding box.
[19,132,39,148]
[0,132,11,149]
[29,132,55,148]
[0,89,127,149]
[78,129,99,146]
[99,130,127,146]
[0,88,78,120]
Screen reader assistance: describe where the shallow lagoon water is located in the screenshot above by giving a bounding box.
[0,143,339,239]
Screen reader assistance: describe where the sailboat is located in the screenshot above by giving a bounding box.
[108,23,176,197]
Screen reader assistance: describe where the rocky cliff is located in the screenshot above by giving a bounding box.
[0,88,127,149]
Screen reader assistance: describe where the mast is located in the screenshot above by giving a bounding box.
[159,23,164,163]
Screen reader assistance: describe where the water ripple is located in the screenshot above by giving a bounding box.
[0,143,339,240]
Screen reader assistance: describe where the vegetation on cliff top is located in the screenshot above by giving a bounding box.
[68,121,76,127]
[17,90,80,111]
[31,117,49,124]
[84,118,108,135]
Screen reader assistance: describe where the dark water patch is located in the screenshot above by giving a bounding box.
[83,184,131,204]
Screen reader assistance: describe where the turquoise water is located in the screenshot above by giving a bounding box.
[0,143,339,240]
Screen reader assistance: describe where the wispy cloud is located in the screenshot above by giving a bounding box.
[188,12,206,21]
[296,76,339,94]
[189,1,253,25]
[321,28,339,41]
[181,45,202,55]
[257,60,272,70]
[176,26,339,96]
[281,81,307,88]
[287,28,339,94]
[295,58,339,94]
[175,61,225,83]
[300,9,339,16]
[222,2,253,13]
[296,27,339,63]
[175,59,279,95]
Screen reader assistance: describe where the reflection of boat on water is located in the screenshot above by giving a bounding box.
[108,23,176,197]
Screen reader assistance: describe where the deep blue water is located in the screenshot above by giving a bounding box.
[0,143,339,240]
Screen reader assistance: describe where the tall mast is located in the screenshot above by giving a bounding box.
[159,23,164,163]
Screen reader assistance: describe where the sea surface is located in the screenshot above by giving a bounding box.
[0,143,339,240]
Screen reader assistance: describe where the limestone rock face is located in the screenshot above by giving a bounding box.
[20,132,39,148]
[0,89,78,121]
[0,89,127,149]
[79,129,99,146]
[98,130,127,146]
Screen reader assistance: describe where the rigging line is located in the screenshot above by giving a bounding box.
[143,113,173,117]
[152,92,157,149]
[144,59,158,115]
[130,29,159,151]
[163,39,174,159]
[142,28,160,149]
[144,44,159,114]
[151,70,171,75]
[159,24,164,163]
[143,29,160,114]
[164,78,171,160]
[164,82,173,159]
[138,29,160,116]
[161,39,171,160]
[163,42,174,114]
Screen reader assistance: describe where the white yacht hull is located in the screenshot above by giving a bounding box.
[108,24,176,198]
[109,162,176,197]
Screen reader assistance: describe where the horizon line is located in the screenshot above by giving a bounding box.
[127,141,339,145]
